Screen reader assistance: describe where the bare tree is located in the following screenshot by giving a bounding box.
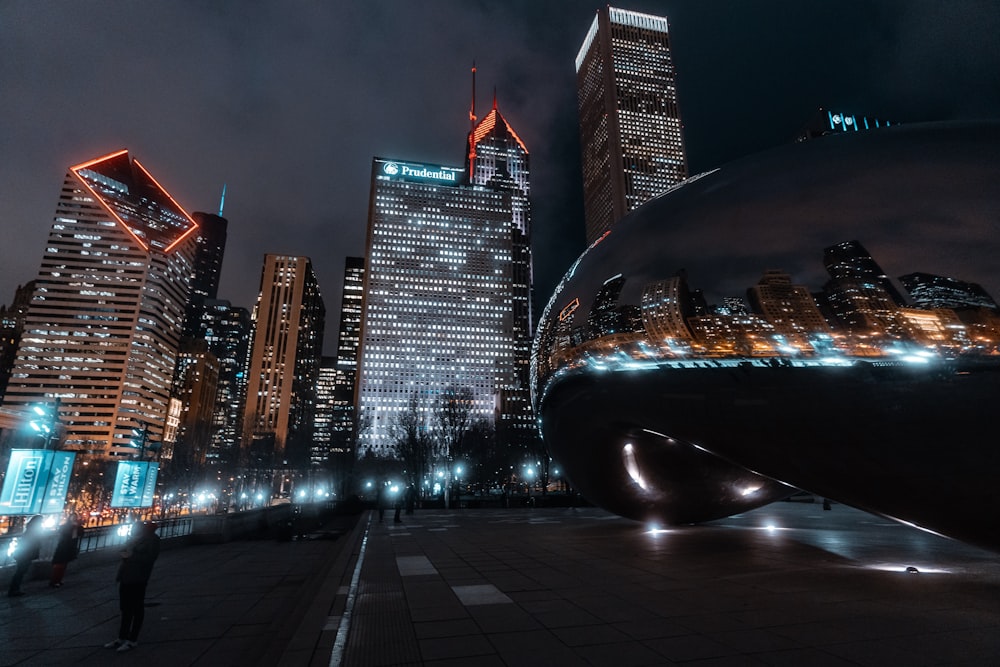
[435,386,474,463]
[389,392,433,490]
[464,417,502,491]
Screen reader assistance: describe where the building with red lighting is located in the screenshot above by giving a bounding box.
[355,94,536,460]
[1,150,198,459]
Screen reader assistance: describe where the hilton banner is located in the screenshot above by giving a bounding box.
[110,461,159,508]
[0,449,77,515]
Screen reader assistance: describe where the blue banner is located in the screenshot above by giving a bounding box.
[0,450,50,515]
[0,449,75,515]
[42,451,76,514]
[111,461,158,508]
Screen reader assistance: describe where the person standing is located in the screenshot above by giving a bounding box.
[404,484,417,515]
[376,483,385,523]
[7,515,43,597]
[104,521,160,652]
[49,512,83,588]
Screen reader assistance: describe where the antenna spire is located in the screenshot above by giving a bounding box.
[469,61,477,130]
[218,183,227,217]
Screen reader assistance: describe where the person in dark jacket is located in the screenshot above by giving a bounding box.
[7,515,43,597]
[104,521,160,652]
[49,512,83,587]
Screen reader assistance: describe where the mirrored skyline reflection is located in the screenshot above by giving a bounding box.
[534,120,1000,398]
[531,120,1000,551]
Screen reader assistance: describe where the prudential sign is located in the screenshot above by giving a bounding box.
[382,160,460,184]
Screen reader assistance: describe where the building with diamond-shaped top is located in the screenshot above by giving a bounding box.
[1,150,198,460]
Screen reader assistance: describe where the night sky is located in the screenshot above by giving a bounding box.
[3,1,1000,353]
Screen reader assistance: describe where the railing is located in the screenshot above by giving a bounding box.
[0,502,334,569]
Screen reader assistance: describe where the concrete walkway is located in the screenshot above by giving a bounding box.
[3,501,999,666]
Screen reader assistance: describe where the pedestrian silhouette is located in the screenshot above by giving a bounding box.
[50,512,83,588]
[7,515,43,597]
[105,521,160,652]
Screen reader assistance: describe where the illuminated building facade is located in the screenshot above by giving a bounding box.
[576,5,688,244]
[167,338,219,468]
[1,150,197,458]
[242,255,325,467]
[196,298,251,463]
[822,240,906,335]
[900,272,999,311]
[466,99,536,452]
[312,356,337,466]
[747,270,831,342]
[330,257,365,459]
[356,157,517,455]
[640,276,694,342]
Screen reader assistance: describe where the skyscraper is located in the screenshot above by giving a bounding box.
[1,149,197,457]
[0,281,35,401]
[466,96,536,453]
[312,356,338,466]
[195,298,251,463]
[899,272,998,311]
[330,257,365,460]
[166,338,219,468]
[241,255,324,467]
[356,157,518,455]
[576,6,688,244]
[181,211,228,339]
[822,240,906,334]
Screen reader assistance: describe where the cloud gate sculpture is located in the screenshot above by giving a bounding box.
[532,121,1000,552]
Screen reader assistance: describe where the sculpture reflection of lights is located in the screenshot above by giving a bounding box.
[864,564,951,574]
[622,444,647,490]
[531,121,1000,551]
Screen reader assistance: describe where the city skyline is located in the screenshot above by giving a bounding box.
[3,1,1000,348]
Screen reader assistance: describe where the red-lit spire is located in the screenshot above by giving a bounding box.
[468,61,477,179]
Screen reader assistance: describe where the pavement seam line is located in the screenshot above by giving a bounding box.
[329,512,372,667]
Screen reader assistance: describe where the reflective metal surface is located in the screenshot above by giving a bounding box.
[533,121,1000,550]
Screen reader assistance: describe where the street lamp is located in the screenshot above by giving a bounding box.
[29,398,61,449]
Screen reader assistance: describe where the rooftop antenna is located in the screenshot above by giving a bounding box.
[469,61,477,130]
[218,183,227,217]
[468,61,478,180]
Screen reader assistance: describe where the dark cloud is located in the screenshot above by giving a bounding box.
[2,1,999,353]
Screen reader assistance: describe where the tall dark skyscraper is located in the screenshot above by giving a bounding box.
[242,255,325,467]
[312,355,338,467]
[1,150,197,458]
[0,281,35,401]
[330,257,364,460]
[182,211,228,338]
[576,5,688,244]
[196,298,251,463]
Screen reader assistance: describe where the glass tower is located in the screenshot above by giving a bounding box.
[2,150,197,458]
[356,158,517,455]
[576,6,688,244]
[331,257,365,459]
[465,100,536,454]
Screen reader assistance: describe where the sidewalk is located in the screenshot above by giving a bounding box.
[1,513,361,667]
[3,501,1000,666]
[338,502,1000,666]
